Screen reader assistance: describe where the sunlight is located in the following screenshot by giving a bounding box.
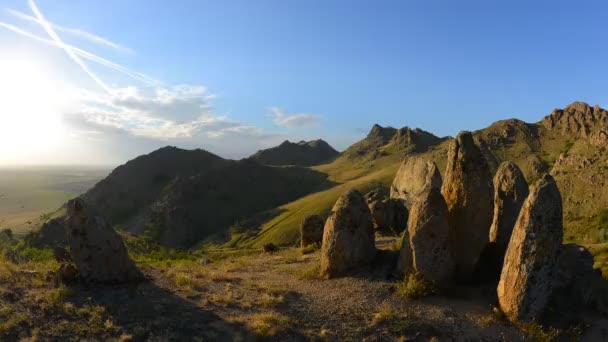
[0,55,69,163]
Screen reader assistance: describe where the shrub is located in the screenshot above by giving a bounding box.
[396,274,432,300]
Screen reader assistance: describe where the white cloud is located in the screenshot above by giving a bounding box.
[0,0,288,163]
[7,8,133,54]
[269,107,322,128]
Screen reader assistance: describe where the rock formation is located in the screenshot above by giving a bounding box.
[441,132,494,277]
[489,161,529,256]
[497,175,563,322]
[65,198,140,284]
[300,215,324,247]
[542,102,608,138]
[405,187,454,285]
[320,190,375,278]
[365,188,408,232]
[391,157,442,210]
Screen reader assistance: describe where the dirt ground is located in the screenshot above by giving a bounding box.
[2,237,608,341]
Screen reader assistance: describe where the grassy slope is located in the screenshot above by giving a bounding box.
[245,142,450,248]
[240,118,608,249]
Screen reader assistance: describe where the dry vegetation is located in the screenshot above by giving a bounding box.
[3,239,606,341]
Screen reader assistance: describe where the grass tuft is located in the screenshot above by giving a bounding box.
[396,274,432,300]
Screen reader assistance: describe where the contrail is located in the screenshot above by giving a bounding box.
[0,21,159,86]
[7,8,133,54]
[28,0,110,93]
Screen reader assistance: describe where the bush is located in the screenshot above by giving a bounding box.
[396,274,432,300]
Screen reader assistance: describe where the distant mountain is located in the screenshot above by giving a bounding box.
[248,139,339,166]
[31,145,335,248]
[83,146,229,224]
[341,124,446,160]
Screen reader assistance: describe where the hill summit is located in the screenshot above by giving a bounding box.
[248,139,339,166]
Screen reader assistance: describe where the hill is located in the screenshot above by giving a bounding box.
[248,139,339,166]
[31,146,335,248]
[242,102,608,248]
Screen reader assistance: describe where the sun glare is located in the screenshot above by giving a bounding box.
[0,56,69,163]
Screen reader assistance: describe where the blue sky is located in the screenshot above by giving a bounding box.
[0,0,607,165]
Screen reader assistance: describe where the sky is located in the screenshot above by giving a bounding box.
[1,0,608,166]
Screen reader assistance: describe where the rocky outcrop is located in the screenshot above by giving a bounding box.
[590,129,608,147]
[497,175,563,322]
[27,217,66,248]
[365,188,408,232]
[441,132,494,277]
[542,102,608,138]
[406,187,454,285]
[391,157,442,210]
[320,190,375,278]
[65,198,140,284]
[300,215,324,247]
[391,127,445,154]
[489,162,529,256]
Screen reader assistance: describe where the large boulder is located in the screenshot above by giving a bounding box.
[479,161,530,279]
[300,215,324,247]
[65,198,140,284]
[497,175,563,322]
[441,132,494,277]
[489,161,529,253]
[365,188,408,233]
[320,190,375,278]
[406,187,454,285]
[391,157,442,210]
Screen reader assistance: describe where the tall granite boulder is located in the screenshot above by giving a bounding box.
[490,162,529,253]
[65,198,140,284]
[406,187,454,285]
[441,132,494,278]
[320,190,375,278]
[497,175,563,322]
[300,215,324,247]
[478,161,529,280]
[391,157,442,210]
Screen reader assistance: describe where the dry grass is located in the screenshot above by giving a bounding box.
[260,293,285,308]
[396,274,432,300]
[249,311,291,337]
[372,302,395,324]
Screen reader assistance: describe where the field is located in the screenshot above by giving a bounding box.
[0,166,109,235]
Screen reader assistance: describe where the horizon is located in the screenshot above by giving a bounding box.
[1,0,608,166]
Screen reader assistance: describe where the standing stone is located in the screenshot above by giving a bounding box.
[490,161,529,253]
[366,188,408,233]
[408,187,454,285]
[65,198,140,284]
[497,175,563,322]
[441,132,494,277]
[300,215,324,247]
[320,190,375,278]
[479,161,530,279]
[391,157,442,210]
[395,228,414,276]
